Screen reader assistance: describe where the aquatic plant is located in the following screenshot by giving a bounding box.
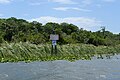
[0,42,120,62]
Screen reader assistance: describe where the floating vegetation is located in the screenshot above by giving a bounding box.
[0,42,120,62]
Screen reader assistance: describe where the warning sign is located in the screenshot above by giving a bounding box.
[50,34,59,40]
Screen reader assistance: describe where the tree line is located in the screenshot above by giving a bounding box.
[0,17,120,46]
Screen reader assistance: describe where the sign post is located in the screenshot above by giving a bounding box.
[50,34,59,55]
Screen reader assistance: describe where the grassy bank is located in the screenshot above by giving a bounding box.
[0,42,120,62]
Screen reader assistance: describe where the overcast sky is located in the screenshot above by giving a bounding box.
[0,0,120,33]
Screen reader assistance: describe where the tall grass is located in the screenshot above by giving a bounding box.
[0,42,120,62]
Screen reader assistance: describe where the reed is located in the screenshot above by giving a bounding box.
[0,42,120,62]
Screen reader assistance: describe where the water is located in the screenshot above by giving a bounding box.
[0,55,120,80]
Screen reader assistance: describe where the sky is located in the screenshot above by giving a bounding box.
[0,0,120,33]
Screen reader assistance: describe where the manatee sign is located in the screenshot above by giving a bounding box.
[50,34,59,40]
[50,34,59,54]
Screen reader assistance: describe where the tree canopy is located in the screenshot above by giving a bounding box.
[0,17,119,46]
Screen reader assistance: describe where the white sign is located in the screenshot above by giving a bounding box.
[52,40,57,46]
[50,34,59,40]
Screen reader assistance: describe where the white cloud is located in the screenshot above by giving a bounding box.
[53,7,91,12]
[48,0,77,4]
[29,1,47,6]
[53,7,69,11]
[29,16,102,30]
[70,7,91,12]
[0,0,12,4]
[30,2,42,6]
[81,0,116,7]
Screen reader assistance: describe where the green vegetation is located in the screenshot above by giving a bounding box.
[0,17,120,46]
[0,17,120,62]
[0,42,120,62]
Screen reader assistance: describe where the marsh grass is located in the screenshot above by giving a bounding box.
[0,42,120,62]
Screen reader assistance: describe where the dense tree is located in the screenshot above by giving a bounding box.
[0,17,119,46]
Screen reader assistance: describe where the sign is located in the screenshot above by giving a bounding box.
[50,34,59,40]
[52,40,56,46]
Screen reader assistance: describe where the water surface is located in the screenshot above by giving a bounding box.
[0,54,120,80]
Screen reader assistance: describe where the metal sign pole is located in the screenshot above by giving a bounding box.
[55,41,57,54]
[51,43,54,55]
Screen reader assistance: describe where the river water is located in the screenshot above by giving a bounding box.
[0,55,120,80]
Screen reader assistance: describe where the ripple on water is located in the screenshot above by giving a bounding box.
[0,54,120,80]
